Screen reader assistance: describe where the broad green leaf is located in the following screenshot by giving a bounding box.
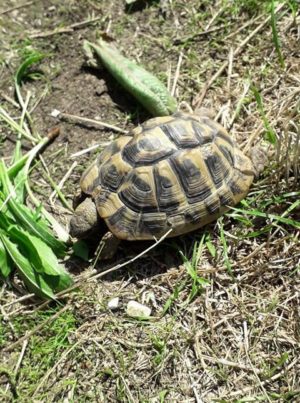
[12,167,27,203]
[72,240,89,261]
[7,225,73,288]
[0,192,15,221]
[84,40,177,117]
[0,238,12,279]
[0,210,16,231]
[0,160,66,256]
[0,231,55,300]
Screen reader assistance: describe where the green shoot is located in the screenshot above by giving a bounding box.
[14,49,46,142]
[270,0,285,68]
[180,235,210,304]
[229,202,300,230]
[252,85,277,144]
[162,282,186,316]
[218,218,233,276]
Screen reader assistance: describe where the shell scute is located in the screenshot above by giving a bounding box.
[80,113,254,240]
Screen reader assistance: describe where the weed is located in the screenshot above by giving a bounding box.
[251,84,277,144]
[270,0,285,68]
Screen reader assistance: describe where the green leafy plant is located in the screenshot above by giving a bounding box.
[83,39,177,117]
[0,52,72,299]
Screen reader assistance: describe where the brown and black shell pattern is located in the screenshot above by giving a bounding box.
[80,112,254,240]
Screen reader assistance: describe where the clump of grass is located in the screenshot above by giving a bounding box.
[180,235,210,303]
[251,84,277,144]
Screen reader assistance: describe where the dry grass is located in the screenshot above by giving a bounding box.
[0,0,299,401]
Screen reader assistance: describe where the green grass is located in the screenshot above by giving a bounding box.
[0,308,77,400]
[270,0,285,68]
[251,84,277,144]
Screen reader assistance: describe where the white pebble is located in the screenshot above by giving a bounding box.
[126,301,151,318]
[107,297,119,310]
[51,109,61,117]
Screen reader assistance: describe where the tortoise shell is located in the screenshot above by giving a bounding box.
[80,112,254,240]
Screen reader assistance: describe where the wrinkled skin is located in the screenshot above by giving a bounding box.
[69,197,120,259]
[69,197,99,239]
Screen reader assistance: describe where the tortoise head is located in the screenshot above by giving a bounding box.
[69,196,100,239]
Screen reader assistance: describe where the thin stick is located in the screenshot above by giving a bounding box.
[49,161,77,204]
[167,62,172,92]
[205,4,225,30]
[70,143,104,158]
[228,358,298,397]
[37,228,173,305]
[171,52,184,97]
[58,112,128,134]
[193,3,286,108]
[0,1,33,16]
[0,92,19,108]
[243,321,272,403]
[228,80,251,129]
[3,293,35,309]
[29,15,103,39]
[227,47,234,92]
[186,357,204,403]
[4,305,69,352]
[119,374,135,403]
[89,228,173,282]
[201,354,263,373]
[225,13,264,40]
[14,340,28,376]
[173,24,229,45]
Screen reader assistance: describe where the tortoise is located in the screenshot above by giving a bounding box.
[70,110,262,258]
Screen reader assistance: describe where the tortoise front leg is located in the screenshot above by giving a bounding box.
[98,231,121,260]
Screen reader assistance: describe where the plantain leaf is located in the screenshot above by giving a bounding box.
[84,40,177,117]
[72,240,89,262]
[7,225,73,283]
[0,160,66,256]
[0,237,12,279]
[0,231,55,300]
[12,167,27,203]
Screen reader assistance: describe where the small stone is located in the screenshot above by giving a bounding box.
[51,109,61,117]
[126,301,151,318]
[107,297,119,310]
